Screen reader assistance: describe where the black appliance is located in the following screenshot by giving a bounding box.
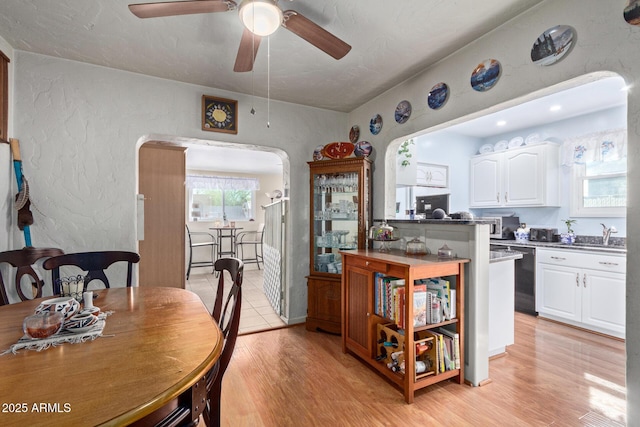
[415,194,449,219]
[490,244,537,315]
[485,216,520,239]
[530,228,557,242]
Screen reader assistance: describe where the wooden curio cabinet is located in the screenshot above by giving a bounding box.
[306,157,372,334]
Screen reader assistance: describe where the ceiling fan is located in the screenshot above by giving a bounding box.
[128,0,352,72]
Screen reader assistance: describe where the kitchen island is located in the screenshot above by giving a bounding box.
[376,218,493,386]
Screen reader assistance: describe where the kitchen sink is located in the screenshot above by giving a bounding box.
[570,242,626,251]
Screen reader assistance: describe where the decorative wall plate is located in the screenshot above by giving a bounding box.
[322,142,355,159]
[479,143,493,154]
[394,100,412,124]
[354,140,372,158]
[369,114,383,135]
[470,59,501,92]
[530,25,576,66]
[625,0,640,25]
[428,82,449,110]
[349,125,360,143]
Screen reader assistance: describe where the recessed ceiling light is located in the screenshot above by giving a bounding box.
[550,105,562,112]
[496,120,507,126]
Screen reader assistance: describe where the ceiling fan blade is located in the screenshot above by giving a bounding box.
[234,28,262,72]
[129,0,236,19]
[282,10,351,60]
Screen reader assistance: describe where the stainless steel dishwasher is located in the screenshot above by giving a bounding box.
[490,244,537,315]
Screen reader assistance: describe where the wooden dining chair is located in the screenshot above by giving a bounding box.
[0,247,65,305]
[203,257,243,427]
[42,251,140,294]
[186,224,218,280]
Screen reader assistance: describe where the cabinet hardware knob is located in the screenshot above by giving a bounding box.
[365,261,369,266]
[496,193,500,203]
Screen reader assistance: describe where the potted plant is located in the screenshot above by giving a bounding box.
[397,139,414,167]
[560,219,577,244]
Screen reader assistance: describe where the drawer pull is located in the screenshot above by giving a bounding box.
[576,273,579,287]
[583,273,587,288]
[551,256,566,261]
[365,261,370,266]
[599,261,619,266]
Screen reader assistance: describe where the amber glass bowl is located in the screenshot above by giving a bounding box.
[23,312,64,339]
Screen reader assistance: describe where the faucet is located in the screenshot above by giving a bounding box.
[601,223,618,246]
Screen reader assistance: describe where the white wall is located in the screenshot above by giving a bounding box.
[10,51,346,323]
[349,0,640,421]
[0,37,14,252]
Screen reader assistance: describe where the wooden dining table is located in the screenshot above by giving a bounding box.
[0,286,223,426]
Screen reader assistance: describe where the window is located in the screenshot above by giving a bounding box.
[187,175,259,222]
[568,130,627,217]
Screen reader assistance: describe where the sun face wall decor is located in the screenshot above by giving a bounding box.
[202,95,238,134]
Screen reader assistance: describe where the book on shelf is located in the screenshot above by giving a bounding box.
[437,327,460,370]
[413,285,427,327]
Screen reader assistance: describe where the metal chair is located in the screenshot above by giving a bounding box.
[42,251,140,294]
[0,247,65,305]
[203,257,243,427]
[186,224,218,279]
[234,223,264,269]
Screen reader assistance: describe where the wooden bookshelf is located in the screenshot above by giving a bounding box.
[341,249,469,403]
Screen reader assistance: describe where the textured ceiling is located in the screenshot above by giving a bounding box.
[0,0,545,112]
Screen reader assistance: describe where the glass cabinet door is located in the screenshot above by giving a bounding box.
[313,171,359,274]
[309,158,371,276]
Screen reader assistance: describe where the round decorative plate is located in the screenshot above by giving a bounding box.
[531,25,576,66]
[349,125,360,143]
[471,59,501,92]
[322,142,355,160]
[479,143,493,154]
[395,100,412,124]
[354,140,372,158]
[369,114,383,135]
[494,140,508,151]
[312,145,325,161]
[625,1,640,25]
[508,136,524,148]
[525,133,541,145]
[428,82,449,110]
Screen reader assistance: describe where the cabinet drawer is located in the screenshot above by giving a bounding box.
[346,256,389,273]
[537,248,625,273]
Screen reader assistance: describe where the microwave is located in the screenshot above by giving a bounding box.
[484,216,520,239]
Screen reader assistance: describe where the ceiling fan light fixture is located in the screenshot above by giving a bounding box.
[239,0,283,36]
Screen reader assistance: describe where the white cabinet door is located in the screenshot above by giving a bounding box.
[416,163,448,188]
[469,154,501,207]
[536,262,582,323]
[582,269,625,337]
[469,143,559,208]
[503,145,545,206]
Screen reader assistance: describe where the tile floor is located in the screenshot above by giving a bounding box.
[186,264,286,335]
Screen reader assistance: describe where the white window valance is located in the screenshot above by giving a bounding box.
[186,174,260,191]
[561,128,627,166]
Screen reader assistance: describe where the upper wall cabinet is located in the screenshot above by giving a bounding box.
[416,162,448,188]
[469,142,560,208]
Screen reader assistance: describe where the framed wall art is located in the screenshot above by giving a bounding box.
[202,95,238,134]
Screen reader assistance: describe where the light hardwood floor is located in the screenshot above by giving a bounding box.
[220,313,626,426]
